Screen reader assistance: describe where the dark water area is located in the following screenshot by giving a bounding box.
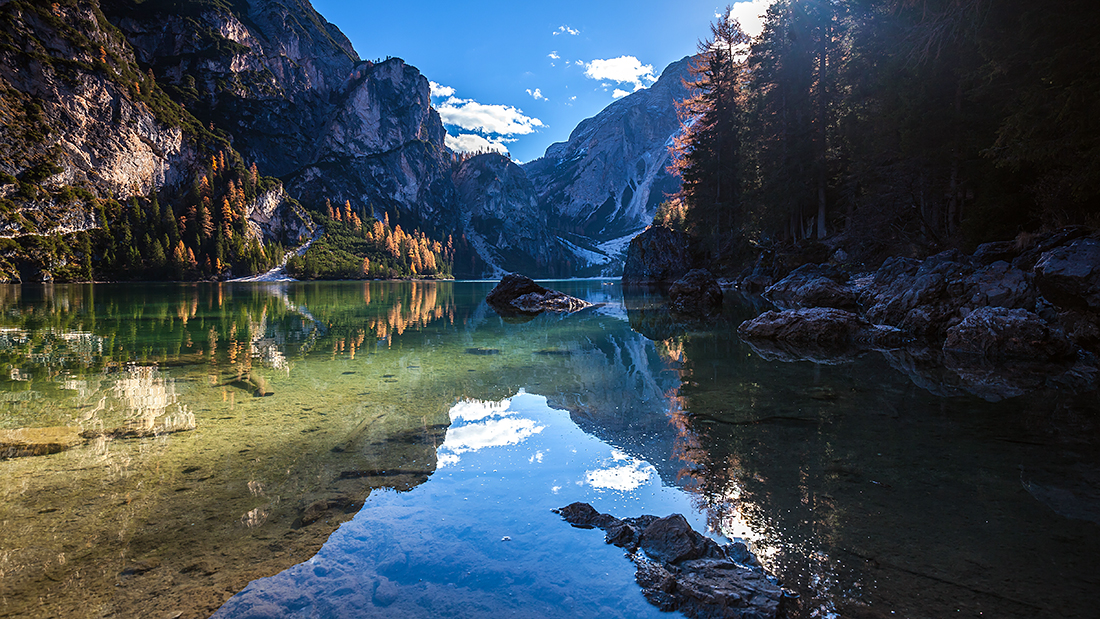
[0,281,1096,618]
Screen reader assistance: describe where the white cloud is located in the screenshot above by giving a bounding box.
[730,0,774,39]
[554,25,579,36]
[433,86,544,155]
[437,97,544,136]
[612,89,630,99]
[574,60,584,67]
[429,81,455,98]
[548,51,560,60]
[583,56,657,92]
[445,133,510,155]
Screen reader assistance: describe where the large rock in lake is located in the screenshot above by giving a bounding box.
[622,226,694,283]
[485,273,592,315]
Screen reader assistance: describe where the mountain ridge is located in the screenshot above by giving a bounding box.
[523,55,695,275]
[0,0,691,280]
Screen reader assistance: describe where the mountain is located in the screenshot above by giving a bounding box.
[0,0,202,236]
[522,56,695,276]
[0,0,691,281]
[452,153,570,277]
[101,0,457,237]
[0,0,319,281]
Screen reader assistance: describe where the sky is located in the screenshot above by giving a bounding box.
[310,0,774,163]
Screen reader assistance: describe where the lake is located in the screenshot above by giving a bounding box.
[0,281,1097,618]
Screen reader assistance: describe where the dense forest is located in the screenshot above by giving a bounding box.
[0,150,287,282]
[287,207,454,280]
[665,0,1100,271]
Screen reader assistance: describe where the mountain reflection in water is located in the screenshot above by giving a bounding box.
[0,281,1096,619]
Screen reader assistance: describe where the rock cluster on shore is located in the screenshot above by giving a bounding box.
[736,228,1100,399]
[554,502,784,619]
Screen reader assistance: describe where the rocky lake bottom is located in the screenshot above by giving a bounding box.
[0,280,1096,618]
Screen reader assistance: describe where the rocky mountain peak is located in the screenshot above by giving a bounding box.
[452,153,570,277]
[522,55,696,275]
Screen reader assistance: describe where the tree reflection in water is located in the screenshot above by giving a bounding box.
[0,281,1095,619]
[658,314,1100,619]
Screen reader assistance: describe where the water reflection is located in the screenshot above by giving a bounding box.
[0,281,1096,619]
[658,322,1100,618]
[436,396,545,467]
[111,364,194,436]
[215,392,703,619]
[0,282,469,619]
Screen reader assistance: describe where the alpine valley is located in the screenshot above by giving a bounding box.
[0,0,691,282]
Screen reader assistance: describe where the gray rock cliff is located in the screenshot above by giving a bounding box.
[102,0,456,238]
[453,154,569,276]
[524,56,694,275]
[0,0,202,235]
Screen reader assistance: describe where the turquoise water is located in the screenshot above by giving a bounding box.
[0,281,1097,618]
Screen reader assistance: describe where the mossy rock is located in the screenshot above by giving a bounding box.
[0,426,82,458]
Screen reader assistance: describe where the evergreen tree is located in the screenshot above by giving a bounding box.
[669,5,749,260]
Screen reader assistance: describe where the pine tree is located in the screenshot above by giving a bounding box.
[670,6,749,259]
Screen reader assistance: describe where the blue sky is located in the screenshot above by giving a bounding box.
[310,0,773,163]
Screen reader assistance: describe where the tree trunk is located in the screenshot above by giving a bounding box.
[947,80,963,236]
[815,13,830,239]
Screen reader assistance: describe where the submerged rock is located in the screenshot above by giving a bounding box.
[554,502,784,619]
[486,273,592,315]
[669,269,724,314]
[0,426,82,459]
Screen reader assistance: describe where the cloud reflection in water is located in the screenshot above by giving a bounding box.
[584,450,655,491]
[436,392,545,467]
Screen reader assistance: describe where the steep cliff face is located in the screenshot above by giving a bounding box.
[281,59,457,238]
[0,0,201,236]
[103,0,456,236]
[452,154,569,276]
[523,56,694,275]
[103,0,358,177]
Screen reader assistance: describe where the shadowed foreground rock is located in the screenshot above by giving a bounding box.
[554,502,784,619]
[764,263,857,311]
[486,273,592,315]
[622,226,695,283]
[670,269,724,315]
[738,307,909,349]
[943,306,1075,361]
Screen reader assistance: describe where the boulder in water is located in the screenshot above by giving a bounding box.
[486,273,592,315]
